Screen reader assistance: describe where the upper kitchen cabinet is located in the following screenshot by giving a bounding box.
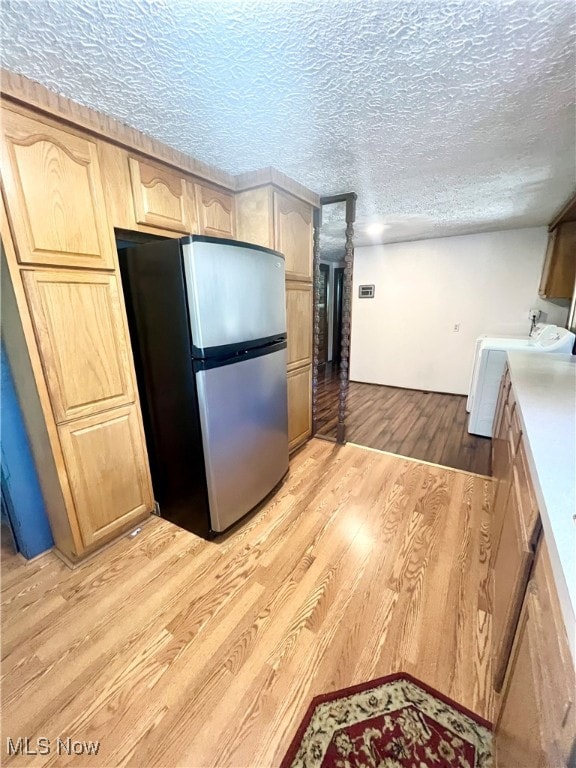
[195,183,236,238]
[273,190,313,281]
[0,107,116,269]
[235,186,274,249]
[129,157,193,233]
[22,269,134,423]
[539,220,576,299]
[236,186,316,272]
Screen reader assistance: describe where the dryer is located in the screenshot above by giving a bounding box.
[467,325,575,437]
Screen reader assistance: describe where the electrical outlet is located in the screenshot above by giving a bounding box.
[528,308,541,322]
[453,323,460,332]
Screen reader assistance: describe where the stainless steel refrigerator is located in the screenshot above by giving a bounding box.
[119,235,289,537]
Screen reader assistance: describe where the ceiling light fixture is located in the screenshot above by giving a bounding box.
[366,222,388,236]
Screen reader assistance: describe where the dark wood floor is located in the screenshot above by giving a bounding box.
[315,363,492,476]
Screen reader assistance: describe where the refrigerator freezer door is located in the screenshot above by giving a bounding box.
[195,347,289,532]
[182,239,286,352]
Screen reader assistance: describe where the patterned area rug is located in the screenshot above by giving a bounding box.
[281,673,492,768]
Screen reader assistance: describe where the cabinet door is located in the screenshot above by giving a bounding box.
[513,441,539,547]
[22,270,134,423]
[235,186,274,248]
[287,364,312,451]
[495,592,546,767]
[286,281,313,371]
[493,479,534,691]
[58,406,152,548]
[531,542,576,764]
[273,191,313,280]
[129,157,191,232]
[539,222,576,299]
[195,184,236,238]
[0,108,115,268]
[492,368,510,442]
[491,411,513,556]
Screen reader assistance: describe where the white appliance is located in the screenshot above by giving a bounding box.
[467,325,575,437]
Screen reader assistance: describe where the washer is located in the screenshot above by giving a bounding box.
[467,325,575,437]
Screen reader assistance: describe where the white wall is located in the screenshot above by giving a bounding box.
[350,227,569,395]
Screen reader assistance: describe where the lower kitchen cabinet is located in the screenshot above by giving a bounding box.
[491,368,513,555]
[492,364,575,766]
[58,405,153,548]
[495,589,546,767]
[492,476,534,691]
[495,541,575,767]
[492,368,539,691]
[530,542,576,765]
[287,364,312,451]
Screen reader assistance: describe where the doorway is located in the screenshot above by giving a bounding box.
[312,193,356,443]
[318,263,330,367]
[332,267,344,365]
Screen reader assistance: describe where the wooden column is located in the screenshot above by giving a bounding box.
[312,207,322,435]
[337,195,357,443]
[314,192,357,444]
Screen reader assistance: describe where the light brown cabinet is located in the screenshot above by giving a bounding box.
[495,589,546,767]
[1,82,318,560]
[286,281,313,371]
[1,108,115,269]
[513,440,539,542]
[58,405,153,547]
[235,186,274,248]
[129,157,193,233]
[529,541,575,764]
[273,190,313,280]
[492,477,534,691]
[539,221,576,299]
[22,269,135,423]
[1,103,154,562]
[492,366,575,766]
[492,369,539,691]
[195,183,236,238]
[491,371,514,555]
[287,364,312,451]
[495,542,575,767]
[236,184,316,451]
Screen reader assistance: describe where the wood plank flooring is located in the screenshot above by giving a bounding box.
[316,365,492,475]
[1,440,494,768]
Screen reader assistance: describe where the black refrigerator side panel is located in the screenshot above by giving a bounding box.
[119,239,211,537]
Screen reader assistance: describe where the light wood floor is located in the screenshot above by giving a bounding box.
[1,440,494,767]
[316,365,492,476]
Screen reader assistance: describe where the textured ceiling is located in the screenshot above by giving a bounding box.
[1,0,575,252]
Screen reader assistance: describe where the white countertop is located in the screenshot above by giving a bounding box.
[506,350,576,664]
